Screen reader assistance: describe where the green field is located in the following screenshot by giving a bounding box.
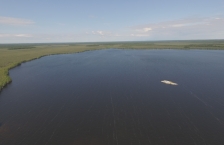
[1,40,224,90]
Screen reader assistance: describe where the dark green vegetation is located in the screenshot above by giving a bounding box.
[0,40,224,90]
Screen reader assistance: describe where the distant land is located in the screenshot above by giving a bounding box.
[1,39,224,90]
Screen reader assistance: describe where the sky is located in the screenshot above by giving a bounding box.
[0,0,224,43]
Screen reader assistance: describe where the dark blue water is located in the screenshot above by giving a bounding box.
[0,49,224,145]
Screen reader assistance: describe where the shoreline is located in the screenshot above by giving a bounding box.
[0,47,104,92]
[1,46,224,92]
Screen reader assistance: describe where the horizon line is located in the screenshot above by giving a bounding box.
[1,39,224,45]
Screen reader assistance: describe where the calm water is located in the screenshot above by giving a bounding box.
[0,49,224,145]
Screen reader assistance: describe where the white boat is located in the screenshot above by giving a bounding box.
[161,80,178,85]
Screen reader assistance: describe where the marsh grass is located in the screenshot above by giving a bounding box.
[0,67,11,89]
[0,40,224,90]
[8,46,36,50]
[0,45,103,90]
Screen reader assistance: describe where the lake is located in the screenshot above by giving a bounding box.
[0,49,224,145]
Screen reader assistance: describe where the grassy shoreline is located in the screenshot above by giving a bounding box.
[0,45,103,91]
[1,40,224,91]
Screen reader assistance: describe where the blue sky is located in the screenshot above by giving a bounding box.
[0,0,224,43]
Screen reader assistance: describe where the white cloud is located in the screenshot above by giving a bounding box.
[143,27,152,32]
[96,31,104,35]
[91,31,95,34]
[132,16,224,40]
[15,34,32,37]
[0,16,34,25]
[135,27,152,32]
[92,31,105,36]
[0,34,32,38]
[133,18,204,30]
[2,16,223,43]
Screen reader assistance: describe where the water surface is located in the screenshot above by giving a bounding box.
[0,49,224,145]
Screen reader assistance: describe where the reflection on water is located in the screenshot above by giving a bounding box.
[0,49,224,145]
